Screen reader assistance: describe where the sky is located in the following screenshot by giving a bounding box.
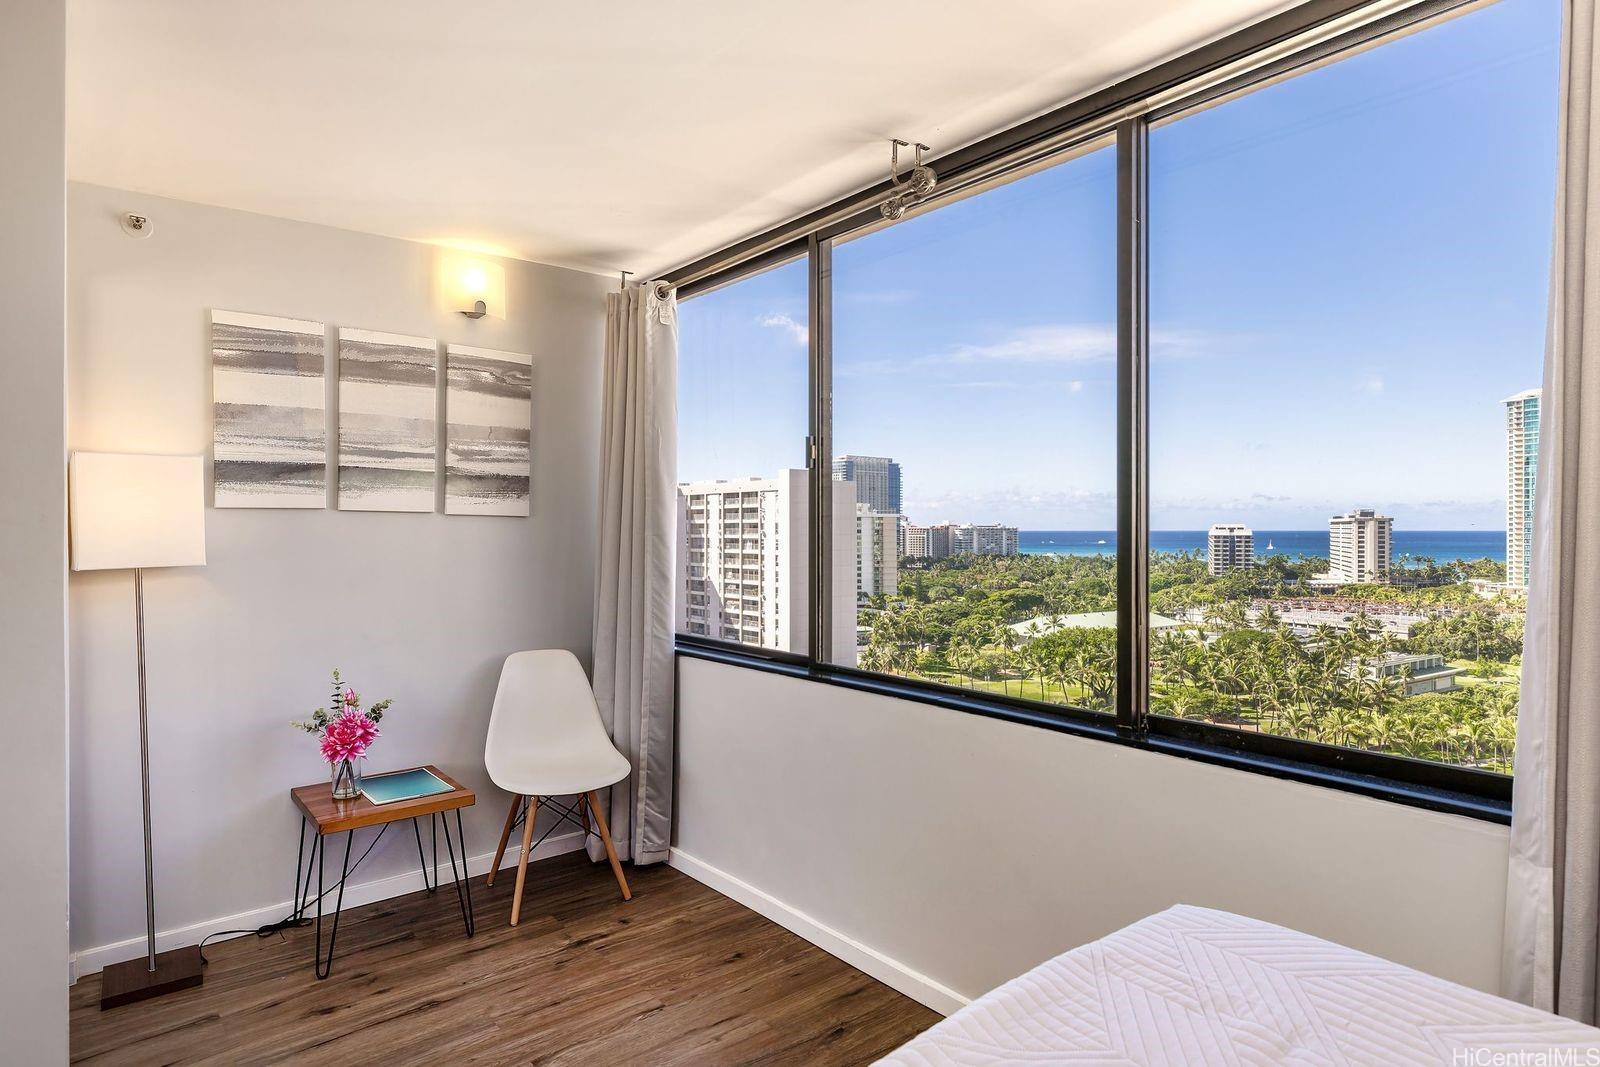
[677,0,1559,532]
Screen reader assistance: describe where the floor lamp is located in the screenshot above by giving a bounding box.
[69,452,208,1010]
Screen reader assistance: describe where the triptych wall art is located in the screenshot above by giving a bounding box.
[210,311,328,508]
[209,310,533,516]
[337,329,438,513]
[445,344,533,517]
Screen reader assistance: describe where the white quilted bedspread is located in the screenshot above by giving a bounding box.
[878,905,1600,1065]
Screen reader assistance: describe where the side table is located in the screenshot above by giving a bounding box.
[289,765,476,978]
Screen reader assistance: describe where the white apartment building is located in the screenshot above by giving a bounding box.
[856,507,899,600]
[903,522,1018,559]
[1327,508,1393,584]
[950,523,1020,556]
[1207,523,1254,577]
[1504,388,1541,589]
[904,524,930,559]
[676,470,858,663]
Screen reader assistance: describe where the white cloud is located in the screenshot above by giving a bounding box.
[944,324,1116,365]
[928,323,1223,367]
[833,322,1236,380]
[903,486,1117,526]
[1359,375,1386,394]
[758,312,807,344]
[1067,380,1085,393]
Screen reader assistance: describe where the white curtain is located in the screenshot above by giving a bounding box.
[590,282,677,866]
[1504,0,1600,1021]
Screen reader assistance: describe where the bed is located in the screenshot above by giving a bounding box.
[878,905,1600,1065]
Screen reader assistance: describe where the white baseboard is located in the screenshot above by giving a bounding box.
[667,847,969,1017]
[69,830,589,983]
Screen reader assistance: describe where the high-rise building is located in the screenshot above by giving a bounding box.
[1206,523,1254,577]
[676,471,857,661]
[1505,388,1541,589]
[832,455,902,517]
[855,506,899,600]
[906,522,1018,559]
[950,523,1020,556]
[1328,508,1393,584]
[904,524,931,559]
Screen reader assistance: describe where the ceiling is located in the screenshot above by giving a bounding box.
[68,0,1293,277]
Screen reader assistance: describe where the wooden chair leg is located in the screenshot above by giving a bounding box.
[510,796,539,926]
[486,794,522,888]
[585,791,632,902]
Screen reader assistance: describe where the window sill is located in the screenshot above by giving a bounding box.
[674,639,1512,826]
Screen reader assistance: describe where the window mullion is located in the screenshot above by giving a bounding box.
[1115,116,1150,738]
[807,235,834,667]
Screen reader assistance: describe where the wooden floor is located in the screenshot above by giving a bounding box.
[70,851,939,1065]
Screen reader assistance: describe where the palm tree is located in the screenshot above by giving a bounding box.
[1361,710,1396,755]
[858,643,891,675]
[947,639,977,688]
[1049,648,1078,703]
[996,623,1021,697]
[1282,705,1315,741]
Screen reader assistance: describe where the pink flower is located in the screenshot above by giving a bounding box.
[344,688,359,707]
[321,708,379,764]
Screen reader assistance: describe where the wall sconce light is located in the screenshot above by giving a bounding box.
[436,252,507,320]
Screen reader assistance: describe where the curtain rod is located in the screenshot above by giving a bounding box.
[656,0,1435,293]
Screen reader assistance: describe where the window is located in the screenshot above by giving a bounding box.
[673,0,1558,812]
[675,257,810,653]
[830,140,1119,716]
[1147,0,1556,773]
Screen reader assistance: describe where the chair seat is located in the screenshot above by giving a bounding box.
[487,744,629,799]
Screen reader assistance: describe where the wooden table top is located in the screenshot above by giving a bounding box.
[291,764,475,835]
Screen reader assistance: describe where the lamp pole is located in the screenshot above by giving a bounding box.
[134,567,156,972]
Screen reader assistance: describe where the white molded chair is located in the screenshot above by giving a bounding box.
[484,649,632,925]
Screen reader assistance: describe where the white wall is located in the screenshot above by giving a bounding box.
[1,0,70,1056]
[673,657,1511,1012]
[67,182,609,967]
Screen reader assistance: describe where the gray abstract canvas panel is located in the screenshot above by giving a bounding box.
[445,344,532,516]
[211,310,327,509]
[337,328,438,512]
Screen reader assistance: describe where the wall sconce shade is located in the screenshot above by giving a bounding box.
[69,452,207,572]
[436,252,506,320]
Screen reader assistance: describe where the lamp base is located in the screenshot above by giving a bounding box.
[99,944,203,1010]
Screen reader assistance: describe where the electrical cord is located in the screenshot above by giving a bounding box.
[196,823,391,965]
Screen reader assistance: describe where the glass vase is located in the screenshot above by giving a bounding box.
[330,757,363,800]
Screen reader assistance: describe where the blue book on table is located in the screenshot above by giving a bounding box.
[361,768,453,805]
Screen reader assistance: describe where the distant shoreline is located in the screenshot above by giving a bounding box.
[1014,529,1507,565]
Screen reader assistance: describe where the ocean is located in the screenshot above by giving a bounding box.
[1019,530,1506,564]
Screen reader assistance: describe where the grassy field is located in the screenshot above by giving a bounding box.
[915,670,1095,706]
[1450,659,1520,687]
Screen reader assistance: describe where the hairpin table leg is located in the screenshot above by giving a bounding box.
[441,809,475,937]
[292,817,310,921]
[313,830,353,979]
[412,817,435,894]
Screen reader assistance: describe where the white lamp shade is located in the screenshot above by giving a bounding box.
[70,453,207,571]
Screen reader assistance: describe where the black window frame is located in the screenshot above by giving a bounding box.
[670,0,1534,824]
